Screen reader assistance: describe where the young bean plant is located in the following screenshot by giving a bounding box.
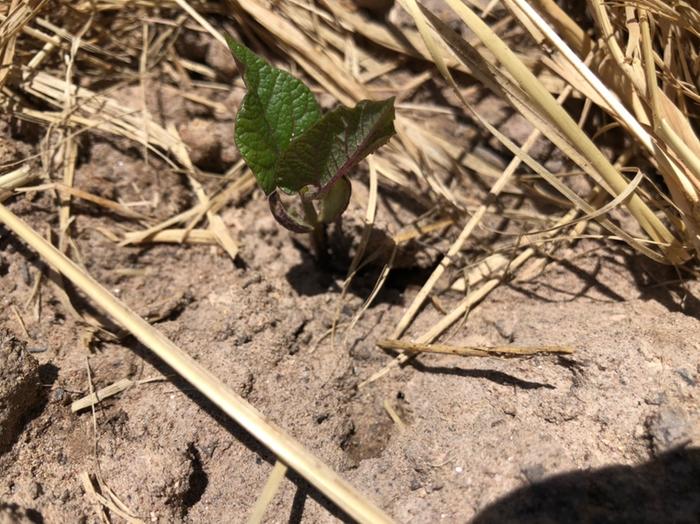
[226,38,396,251]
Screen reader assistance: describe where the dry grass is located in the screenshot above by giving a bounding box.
[1,0,699,521]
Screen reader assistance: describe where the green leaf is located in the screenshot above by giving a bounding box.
[276,98,396,194]
[318,176,352,223]
[227,37,321,194]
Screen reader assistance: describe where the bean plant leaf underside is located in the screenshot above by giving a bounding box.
[227,37,321,194]
[276,98,396,194]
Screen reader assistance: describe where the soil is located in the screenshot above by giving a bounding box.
[1,25,699,524]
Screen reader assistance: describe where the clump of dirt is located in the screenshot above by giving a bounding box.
[178,118,238,173]
[646,406,696,455]
[0,329,41,452]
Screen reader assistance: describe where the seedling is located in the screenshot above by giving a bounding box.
[226,38,396,252]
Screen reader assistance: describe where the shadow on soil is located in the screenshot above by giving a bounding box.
[410,360,555,390]
[625,253,700,319]
[500,247,700,319]
[473,447,700,524]
[286,233,434,303]
[0,503,44,524]
[505,256,626,304]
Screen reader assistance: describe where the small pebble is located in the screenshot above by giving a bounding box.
[52,388,64,402]
[644,392,667,406]
[28,481,42,499]
[646,407,692,455]
[425,482,443,493]
[521,463,546,483]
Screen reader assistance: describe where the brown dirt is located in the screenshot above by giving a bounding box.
[1,29,699,524]
[0,330,42,453]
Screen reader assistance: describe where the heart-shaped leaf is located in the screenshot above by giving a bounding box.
[227,38,321,194]
[276,98,396,195]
